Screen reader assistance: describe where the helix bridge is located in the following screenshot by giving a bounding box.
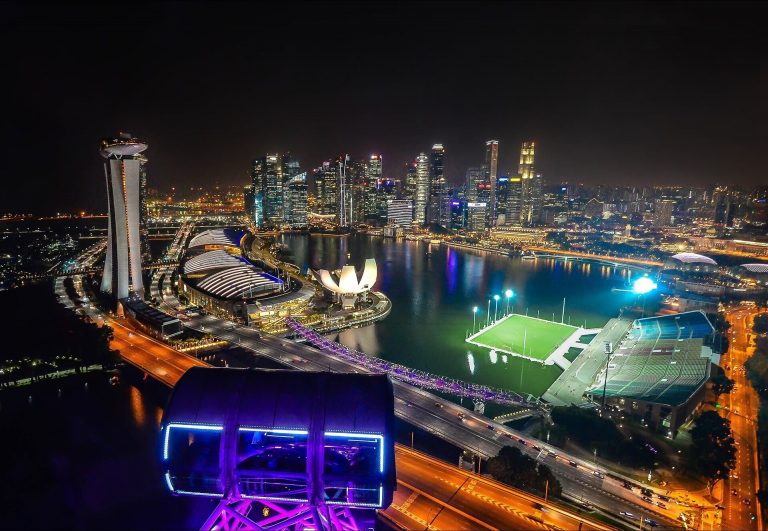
[286,318,547,411]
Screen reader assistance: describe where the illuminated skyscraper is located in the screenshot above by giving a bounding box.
[365,154,383,218]
[136,152,151,263]
[483,140,499,225]
[285,172,308,227]
[414,153,429,224]
[519,141,542,225]
[100,133,147,300]
[504,175,522,226]
[313,160,338,219]
[427,144,445,226]
[654,199,675,227]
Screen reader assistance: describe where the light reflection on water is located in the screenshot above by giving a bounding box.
[283,234,648,399]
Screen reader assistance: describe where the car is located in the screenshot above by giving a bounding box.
[435,402,443,408]
[619,511,637,520]
[547,451,557,458]
[657,502,667,509]
[593,471,605,479]
[732,489,739,496]
[715,504,725,510]
[622,482,633,491]
[531,445,541,451]
[504,432,513,438]
[743,498,751,506]
[518,438,526,445]
[569,461,578,468]
[657,495,670,502]
[643,518,659,527]
[642,496,653,503]
[641,488,653,497]
[486,424,495,431]
[458,413,467,422]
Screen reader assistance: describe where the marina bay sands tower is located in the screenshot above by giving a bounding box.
[99,132,147,301]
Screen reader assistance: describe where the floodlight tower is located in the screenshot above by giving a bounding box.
[100,133,148,302]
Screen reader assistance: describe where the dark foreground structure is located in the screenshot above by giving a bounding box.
[161,368,395,530]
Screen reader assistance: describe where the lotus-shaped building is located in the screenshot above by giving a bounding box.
[313,258,377,308]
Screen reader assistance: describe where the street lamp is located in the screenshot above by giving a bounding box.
[493,294,500,322]
[486,299,491,328]
[505,289,514,316]
[472,306,478,334]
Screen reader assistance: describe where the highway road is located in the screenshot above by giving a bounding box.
[56,279,617,531]
[386,446,615,531]
[721,306,762,531]
[188,314,684,529]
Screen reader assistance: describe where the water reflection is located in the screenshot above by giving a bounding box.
[279,234,641,397]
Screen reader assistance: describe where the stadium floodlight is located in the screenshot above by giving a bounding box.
[632,276,658,295]
[505,289,514,315]
[472,306,479,334]
[493,294,500,321]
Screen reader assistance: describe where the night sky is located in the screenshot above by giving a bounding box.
[0,1,762,214]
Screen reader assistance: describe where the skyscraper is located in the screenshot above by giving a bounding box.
[654,199,675,227]
[519,141,542,225]
[414,153,429,225]
[404,162,417,203]
[427,144,445,226]
[285,172,308,227]
[251,155,285,228]
[100,133,147,301]
[504,175,522,226]
[365,154,383,218]
[281,154,301,223]
[313,161,338,219]
[483,140,499,225]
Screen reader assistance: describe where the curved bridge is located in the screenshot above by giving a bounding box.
[286,319,547,411]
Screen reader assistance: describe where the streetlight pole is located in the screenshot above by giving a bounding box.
[486,299,491,328]
[494,294,500,322]
[472,306,478,334]
[505,289,513,316]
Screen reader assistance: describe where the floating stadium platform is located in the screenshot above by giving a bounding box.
[466,313,601,369]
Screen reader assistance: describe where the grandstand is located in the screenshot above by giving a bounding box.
[586,311,715,437]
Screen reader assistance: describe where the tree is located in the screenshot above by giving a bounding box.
[754,314,768,335]
[683,411,737,495]
[487,446,562,498]
[712,371,735,397]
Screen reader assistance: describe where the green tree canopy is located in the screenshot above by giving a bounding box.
[683,411,737,494]
[486,446,562,498]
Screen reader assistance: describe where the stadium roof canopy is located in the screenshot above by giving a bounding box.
[188,228,244,249]
[182,249,282,300]
[183,249,246,274]
[669,252,717,265]
[740,263,768,274]
[587,312,714,406]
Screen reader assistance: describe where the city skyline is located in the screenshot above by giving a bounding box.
[0,1,762,214]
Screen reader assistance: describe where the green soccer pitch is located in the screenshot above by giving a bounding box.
[468,314,578,361]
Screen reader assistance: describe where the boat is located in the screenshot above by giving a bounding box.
[521,251,537,260]
[430,239,441,244]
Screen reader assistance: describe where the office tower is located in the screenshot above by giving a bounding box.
[505,175,522,226]
[519,141,542,225]
[414,153,429,224]
[250,159,265,227]
[285,172,308,227]
[466,167,484,202]
[347,157,367,225]
[337,155,353,227]
[404,162,417,202]
[712,186,732,224]
[654,199,675,227]
[281,154,301,223]
[376,179,396,220]
[244,185,256,220]
[251,154,284,228]
[427,144,445,226]
[387,199,413,229]
[366,154,383,217]
[483,140,499,225]
[314,161,338,219]
[99,132,147,300]
[495,175,508,224]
